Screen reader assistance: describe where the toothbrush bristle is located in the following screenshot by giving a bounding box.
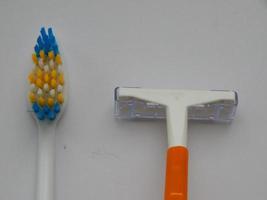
[28,27,64,121]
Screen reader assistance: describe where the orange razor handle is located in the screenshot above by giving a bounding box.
[164,146,189,200]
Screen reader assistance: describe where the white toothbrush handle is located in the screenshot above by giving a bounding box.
[37,125,56,200]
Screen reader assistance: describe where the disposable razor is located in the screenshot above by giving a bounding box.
[114,87,238,200]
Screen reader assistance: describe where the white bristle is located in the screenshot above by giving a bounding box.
[43,83,49,92]
[57,84,63,93]
[57,65,63,73]
[49,60,55,68]
[37,88,43,96]
[38,59,44,68]
[44,65,49,72]
[30,83,37,92]
[49,89,56,97]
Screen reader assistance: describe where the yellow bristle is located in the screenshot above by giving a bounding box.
[36,78,43,88]
[29,92,36,103]
[47,97,54,107]
[28,72,35,83]
[51,69,57,79]
[44,73,50,83]
[32,54,38,64]
[57,93,64,104]
[48,51,54,59]
[58,73,64,85]
[50,79,57,89]
[36,68,43,78]
[38,97,45,107]
[55,54,62,65]
[39,50,45,59]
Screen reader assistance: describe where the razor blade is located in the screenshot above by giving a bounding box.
[114,87,238,123]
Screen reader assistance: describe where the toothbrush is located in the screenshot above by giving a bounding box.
[28,27,67,200]
[114,87,238,200]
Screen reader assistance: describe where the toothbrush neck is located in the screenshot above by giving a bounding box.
[37,124,56,200]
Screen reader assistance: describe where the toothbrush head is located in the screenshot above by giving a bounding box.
[28,27,67,123]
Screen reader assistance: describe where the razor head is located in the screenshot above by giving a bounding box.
[114,87,238,123]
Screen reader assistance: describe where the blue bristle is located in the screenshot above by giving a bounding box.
[37,36,44,49]
[32,103,40,113]
[40,27,49,43]
[34,45,40,56]
[44,43,50,54]
[54,103,60,113]
[49,36,56,46]
[43,36,49,45]
[48,28,56,44]
[41,28,51,54]
[52,44,59,55]
[37,110,45,120]
[48,110,56,121]
[48,28,53,38]
[43,105,50,115]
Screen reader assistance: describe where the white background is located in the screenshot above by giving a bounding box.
[0,0,266,199]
